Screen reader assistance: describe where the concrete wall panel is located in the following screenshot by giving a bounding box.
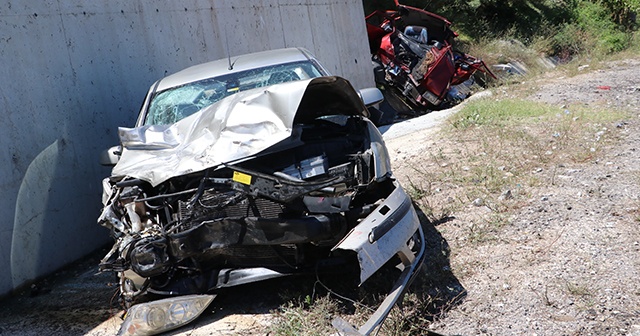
[0,0,372,296]
[279,4,315,49]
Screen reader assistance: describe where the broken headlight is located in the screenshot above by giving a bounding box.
[118,294,215,336]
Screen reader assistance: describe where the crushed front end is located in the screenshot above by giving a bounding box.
[98,77,425,335]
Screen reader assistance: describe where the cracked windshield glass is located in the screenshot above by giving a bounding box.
[144,60,323,125]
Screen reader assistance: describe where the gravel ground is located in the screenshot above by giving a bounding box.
[1,60,639,336]
[389,59,640,336]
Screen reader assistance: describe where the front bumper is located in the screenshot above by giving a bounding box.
[332,181,426,335]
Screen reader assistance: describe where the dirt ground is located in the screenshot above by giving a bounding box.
[1,60,639,335]
[388,59,640,336]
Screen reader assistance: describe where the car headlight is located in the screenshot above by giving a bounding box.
[118,294,216,336]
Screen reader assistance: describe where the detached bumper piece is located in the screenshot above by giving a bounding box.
[332,183,426,335]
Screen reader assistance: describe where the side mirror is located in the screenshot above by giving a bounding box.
[100,145,122,166]
[358,87,384,107]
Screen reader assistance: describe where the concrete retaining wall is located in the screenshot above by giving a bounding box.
[0,0,372,296]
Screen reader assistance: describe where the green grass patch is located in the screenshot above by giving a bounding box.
[399,96,633,242]
[451,99,552,129]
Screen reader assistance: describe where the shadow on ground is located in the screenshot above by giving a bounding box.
[0,206,465,336]
[154,204,467,335]
[0,249,121,336]
[400,206,467,329]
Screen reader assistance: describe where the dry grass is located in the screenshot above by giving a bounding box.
[402,96,630,242]
[269,295,341,336]
[268,80,632,335]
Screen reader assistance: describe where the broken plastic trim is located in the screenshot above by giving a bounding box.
[332,225,426,335]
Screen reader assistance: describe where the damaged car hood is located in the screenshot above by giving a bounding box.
[113,76,367,186]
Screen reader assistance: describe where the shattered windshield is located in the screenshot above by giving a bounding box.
[144,60,324,125]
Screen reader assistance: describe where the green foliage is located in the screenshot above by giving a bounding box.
[598,0,640,28]
[552,23,596,58]
[568,0,631,53]
[362,0,639,57]
[362,0,396,15]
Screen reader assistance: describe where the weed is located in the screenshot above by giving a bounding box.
[406,178,431,200]
[269,295,341,336]
[407,96,630,246]
[531,284,556,307]
[564,279,593,297]
[466,222,499,244]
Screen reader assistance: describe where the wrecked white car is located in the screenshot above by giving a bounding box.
[98,76,425,335]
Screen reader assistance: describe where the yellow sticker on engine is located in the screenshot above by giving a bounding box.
[233,171,252,185]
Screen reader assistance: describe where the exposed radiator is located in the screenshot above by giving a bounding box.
[178,189,285,229]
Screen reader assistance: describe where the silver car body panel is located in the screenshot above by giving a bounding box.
[333,225,425,336]
[114,79,309,186]
[148,267,288,295]
[366,121,392,182]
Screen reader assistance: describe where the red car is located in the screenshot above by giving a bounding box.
[366,1,495,121]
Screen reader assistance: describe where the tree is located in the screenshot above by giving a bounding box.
[600,0,639,29]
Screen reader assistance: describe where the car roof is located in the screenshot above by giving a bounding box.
[155,47,317,91]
